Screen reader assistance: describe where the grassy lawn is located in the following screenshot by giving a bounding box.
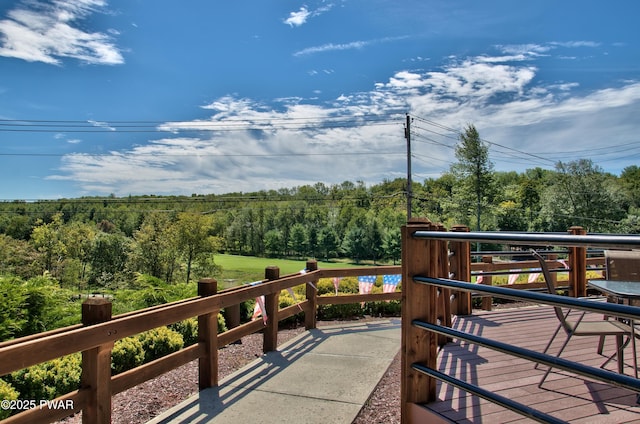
[214,254,366,287]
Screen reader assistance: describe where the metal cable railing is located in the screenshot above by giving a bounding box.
[404,229,640,423]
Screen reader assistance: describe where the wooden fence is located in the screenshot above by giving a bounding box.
[0,262,400,424]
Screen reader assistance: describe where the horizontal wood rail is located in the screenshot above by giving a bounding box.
[0,261,402,424]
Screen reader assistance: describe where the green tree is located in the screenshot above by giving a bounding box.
[382,227,401,264]
[30,213,66,277]
[538,159,625,232]
[264,229,284,257]
[174,213,218,284]
[620,165,640,208]
[290,223,308,258]
[89,232,131,287]
[318,227,339,260]
[60,221,97,284]
[451,124,494,231]
[341,226,367,263]
[132,212,177,282]
[0,277,27,340]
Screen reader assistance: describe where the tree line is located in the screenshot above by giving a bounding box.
[2,125,640,290]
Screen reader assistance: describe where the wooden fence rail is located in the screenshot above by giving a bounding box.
[0,262,401,424]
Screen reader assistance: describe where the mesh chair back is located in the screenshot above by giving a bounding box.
[531,250,568,327]
[605,250,640,281]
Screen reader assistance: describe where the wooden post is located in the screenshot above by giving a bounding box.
[222,304,241,331]
[401,218,438,423]
[264,266,280,353]
[81,297,112,424]
[568,226,587,297]
[305,260,319,330]
[450,225,472,315]
[480,256,493,310]
[198,278,219,390]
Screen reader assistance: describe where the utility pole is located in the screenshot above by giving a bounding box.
[405,114,412,220]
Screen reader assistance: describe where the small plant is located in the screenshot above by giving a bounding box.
[111,336,145,374]
[137,327,184,362]
[0,379,18,419]
[7,354,81,401]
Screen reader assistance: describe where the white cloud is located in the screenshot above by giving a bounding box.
[284,7,311,27]
[51,48,640,195]
[283,4,334,27]
[0,0,123,65]
[294,36,408,57]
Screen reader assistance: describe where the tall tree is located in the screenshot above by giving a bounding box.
[539,159,625,232]
[174,213,217,284]
[451,124,494,231]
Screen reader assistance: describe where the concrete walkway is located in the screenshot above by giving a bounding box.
[148,318,401,424]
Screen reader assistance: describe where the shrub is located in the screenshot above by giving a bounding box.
[278,291,304,327]
[365,300,401,317]
[7,354,81,401]
[217,313,227,333]
[317,302,364,320]
[0,379,18,419]
[111,336,145,374]
[137,327,184,362]
[169,314,227,348]
[169,318,199,346]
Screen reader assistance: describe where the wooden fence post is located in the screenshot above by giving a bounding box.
[401,218,438,422]
[480,256,493,310]
[81,297,112,424]
[450,225,471,315]
[198,278,219,390]
[264,266,280,353]
[568,226,587,297]
[305,260,319,330]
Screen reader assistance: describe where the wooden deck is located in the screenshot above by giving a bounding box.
[425,306,640,423]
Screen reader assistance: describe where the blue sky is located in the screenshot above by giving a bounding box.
[1,0,639,200]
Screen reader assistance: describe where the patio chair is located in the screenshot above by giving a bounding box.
[598,249,640,354]
[531,250,636,387]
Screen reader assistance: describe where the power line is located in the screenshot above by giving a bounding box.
[0,115,401,133]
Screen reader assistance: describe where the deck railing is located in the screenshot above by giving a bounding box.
[401,217,640,423]
[0,262,400,424]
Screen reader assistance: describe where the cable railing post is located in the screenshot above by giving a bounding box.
[437,223,452,346]
[264,266,280,353]
[401,218,438,422]
[305,259,319,330]
[197,278,219,390]
[568,226,587,297]
[450,225,471,315]
[480,256,493,310]
[81,297,112,424]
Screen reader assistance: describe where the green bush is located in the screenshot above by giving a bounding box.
[217,313,227,333]
[169,318,199,346]
[240,299,256,323]
[365,300,401,317]
[137,327,184,362]
[111,336,145,374]
[169,314,227,348]
[278,291,304,327]
[0,379,18,419]
[317,302,364,320]
[7,354,81,401]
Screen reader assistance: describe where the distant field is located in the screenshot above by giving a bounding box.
[214,254,361,287]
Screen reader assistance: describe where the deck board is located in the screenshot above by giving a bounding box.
[425,305,640,423]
